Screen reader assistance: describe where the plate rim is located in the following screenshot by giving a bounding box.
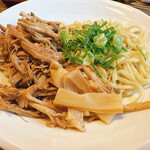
[0,0,150,150]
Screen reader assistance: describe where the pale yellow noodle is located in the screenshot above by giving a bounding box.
[94,20,150,103]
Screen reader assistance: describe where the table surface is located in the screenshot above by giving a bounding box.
[0,0,149,150]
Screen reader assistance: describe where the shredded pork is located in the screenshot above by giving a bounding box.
[0,12,115,131]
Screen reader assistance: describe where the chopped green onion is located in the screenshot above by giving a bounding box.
[90,62,102,78]
[99,20,108,28]
[94,33,107,48]
[112,47,121,54]
[113,35,123,48]
[83,51,94,65]
[59,20,129,78]
[59,29,69,38]
[136,45,146,61]
[121,47,128,52]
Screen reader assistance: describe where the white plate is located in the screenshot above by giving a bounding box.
[0,0,150,150]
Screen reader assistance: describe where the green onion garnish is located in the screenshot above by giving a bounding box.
[136,45,146,61]
[59,21,131,78]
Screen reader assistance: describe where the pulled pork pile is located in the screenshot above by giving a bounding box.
[0,12,113,131]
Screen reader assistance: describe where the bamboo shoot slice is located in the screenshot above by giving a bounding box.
[64,69,92,94]
[66,108,85,132]
[54,88,123,114]
[96,113,116,124]
[50,61,68,88]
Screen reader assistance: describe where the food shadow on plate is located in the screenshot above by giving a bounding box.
[2,110,30,123]
[110,114,124,124]
[1,110,17,117]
